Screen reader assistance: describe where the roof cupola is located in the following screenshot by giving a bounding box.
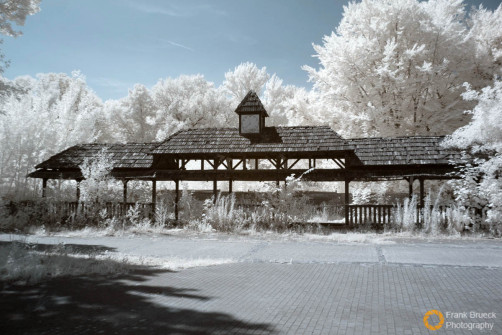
[234,90,268,136]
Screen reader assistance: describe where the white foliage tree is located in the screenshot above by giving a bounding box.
[0,0,41,93]
[468,4,502,77]
[0,71,102,198]
[104,84,156,143]
[443,80,502,228]
[223,62,316,127]
[0,0,40,37]
[78,148,114,203]
[152,74,232,140]
[223,62,270,102]
[304,0,495,137]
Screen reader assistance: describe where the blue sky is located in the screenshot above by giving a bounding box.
[2,0,501,100]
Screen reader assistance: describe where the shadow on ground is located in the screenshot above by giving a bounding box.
[0,242,276,334]
[0,240,117,255]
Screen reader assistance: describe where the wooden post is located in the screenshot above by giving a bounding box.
[408,177,414,199]
[213,180,218,202]
[174,179,179,221]
[419,178,425,208]
[42,178,48,198]
[213,158,219,203]
[344,178,350,225]
[152,179,157,220]
[76,180,81,202]
[123,180,128,204]
[229,180,233,194]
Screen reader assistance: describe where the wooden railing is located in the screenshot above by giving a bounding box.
[48,201,154,219]
[346,205,394,227]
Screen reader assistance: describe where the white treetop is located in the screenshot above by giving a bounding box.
[152,74,233,141]
[0,71,102,197]
[104,84,157,143]
[223,62,270,102]
[304,0,497,137]
[444,80,502,225]
[0,0,40,37]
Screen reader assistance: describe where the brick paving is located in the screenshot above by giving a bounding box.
[141,262,502,334]
[1,238,502,334]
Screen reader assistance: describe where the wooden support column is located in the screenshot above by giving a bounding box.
[229,180,233,194]
[408,177,414,199]
[152,179,157,220]
[174,179,179,221]
[76,179,81,202]
[122,180,128,204]
[213,159,219,203]
[419,178,425,208]
[344,178,350,225]
[42,178,48,198]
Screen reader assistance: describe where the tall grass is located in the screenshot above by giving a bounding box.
[391,193,474,235]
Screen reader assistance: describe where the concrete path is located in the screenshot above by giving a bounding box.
[1,233,502,334]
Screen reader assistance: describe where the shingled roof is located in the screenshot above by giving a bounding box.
[151,126,350,155]
[234,90,269,116]
[35,143,157,170]
[347,136,460,166]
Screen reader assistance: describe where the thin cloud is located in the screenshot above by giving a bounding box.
[167,40,194,52]
[129,2,226,17]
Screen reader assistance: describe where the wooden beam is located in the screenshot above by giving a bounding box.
[233,159,244,170]
[229,179,233,193]
[267,158,279,169]
[206,159,215,169]
[288,158,301,170]
[180,159,189,170]
[332,158,345,169]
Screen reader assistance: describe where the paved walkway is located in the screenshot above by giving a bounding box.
[1,233,501,334]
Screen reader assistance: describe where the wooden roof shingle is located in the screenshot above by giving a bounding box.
[36,143,158,170]
[151,126,350,155]
[347,136,460,166]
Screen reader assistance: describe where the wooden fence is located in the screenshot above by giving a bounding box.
[47,201,154,219]
[346,205,394,227]
[5,200,487,230]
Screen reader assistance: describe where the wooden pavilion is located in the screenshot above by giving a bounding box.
[28,91,460,224]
